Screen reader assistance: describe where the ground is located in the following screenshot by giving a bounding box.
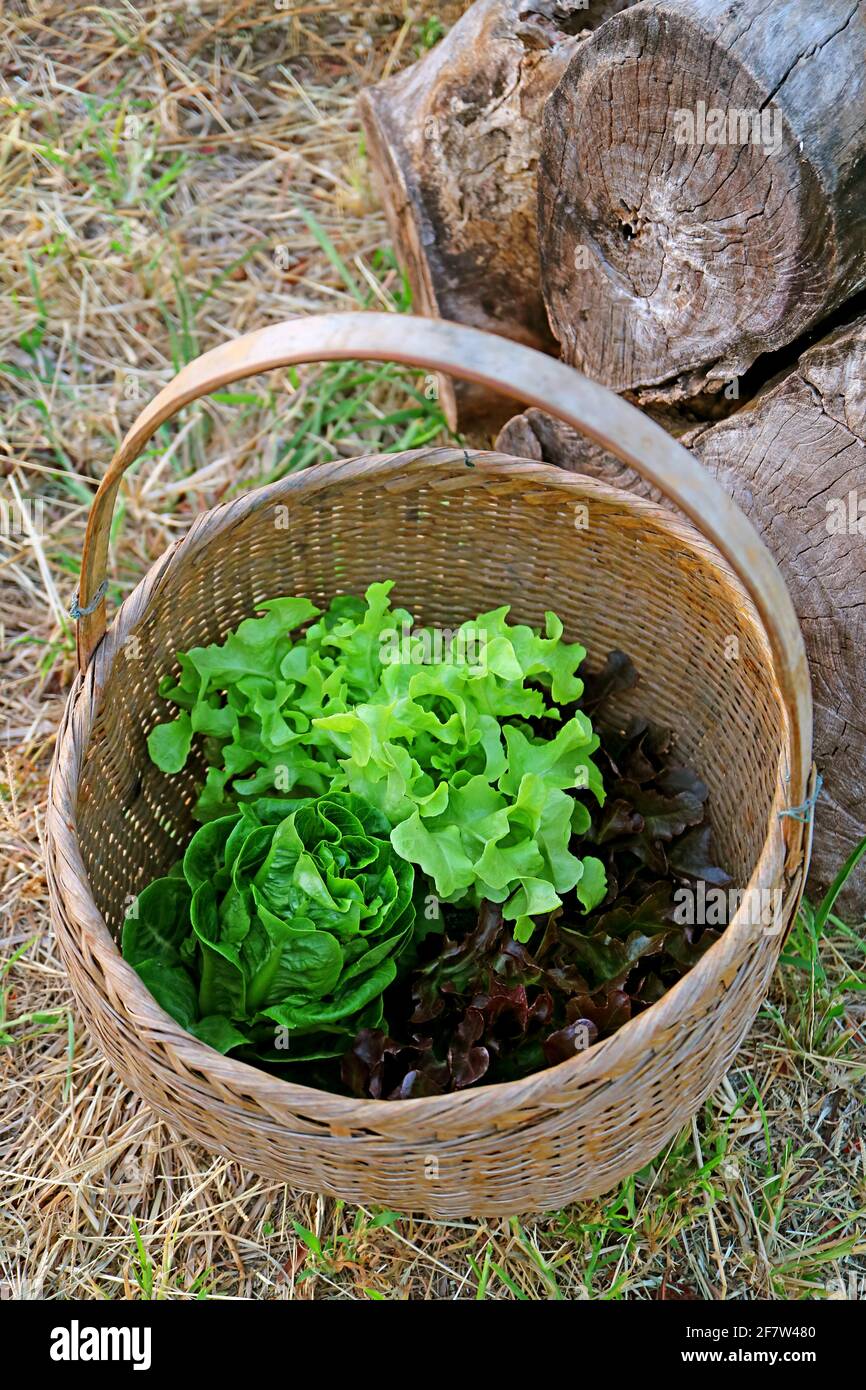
[1,1,864,1300]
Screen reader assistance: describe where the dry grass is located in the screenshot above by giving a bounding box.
[1,0,864,1301]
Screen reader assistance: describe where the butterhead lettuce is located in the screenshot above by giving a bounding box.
[122,791,416,1058]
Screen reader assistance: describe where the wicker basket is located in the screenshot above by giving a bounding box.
[47,313,814,1217]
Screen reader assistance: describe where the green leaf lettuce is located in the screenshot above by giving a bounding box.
[147,583,608,938]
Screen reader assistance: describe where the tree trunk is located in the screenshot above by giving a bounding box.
[359,0,634,433]
[497,316,866,915]
[538,0,866,397]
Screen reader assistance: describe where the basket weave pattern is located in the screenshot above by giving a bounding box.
[48,447,805,1216]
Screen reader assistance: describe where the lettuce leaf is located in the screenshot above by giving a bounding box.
[121,791,417,1059]
[147,584,608,939]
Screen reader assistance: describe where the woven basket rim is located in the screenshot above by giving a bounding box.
[49,448,796,1122]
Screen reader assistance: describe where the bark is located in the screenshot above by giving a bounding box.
[359,0,634,432]
[497,316,866,914]
[538,0,866,396]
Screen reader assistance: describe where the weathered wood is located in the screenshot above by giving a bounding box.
[497,402,665,497]
[498,316,866,913]
[359,0,633,432]
[538,0,866,396]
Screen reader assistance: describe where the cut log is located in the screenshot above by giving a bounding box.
[538,0,866,396]
[359,0,634,433]
[497,402,665,498]
[497,316,866,915]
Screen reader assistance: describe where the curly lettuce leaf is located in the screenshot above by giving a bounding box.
[147,583,608,938]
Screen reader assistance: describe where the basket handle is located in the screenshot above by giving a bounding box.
[76,311,811,804]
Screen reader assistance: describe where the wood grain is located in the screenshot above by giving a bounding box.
[359,0,634,430]
[538,0,866,395]
[498,315,866,911]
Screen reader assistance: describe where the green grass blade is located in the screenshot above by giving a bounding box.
[814,833,866,934]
